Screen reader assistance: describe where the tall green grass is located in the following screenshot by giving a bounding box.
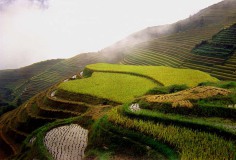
[123,104,236,139]
[58,72,157,103]
[89,116,179,160]
[85,63,219,87]
[107,107,236,160]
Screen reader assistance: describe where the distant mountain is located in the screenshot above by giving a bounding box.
[2,0,236,159]
[1,0,236,115]
[0,52,121,109]
[104,0,236,54]
[119,0,236,81]
[0,59,63,115]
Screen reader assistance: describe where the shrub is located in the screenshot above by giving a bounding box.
[168,84,189,93]
[146,84,189,95]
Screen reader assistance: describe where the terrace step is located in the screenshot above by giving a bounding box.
[23,100,57,133]
[225,63,236,68]
[36,95,80,119]
[211,71,236,81]
[210,73,236,81]
[0,125,19,155]
[181,63,213,73]
[44,93,90,114]
[6,121,27,144]
[0,125,15,158]
[212,67,235,74]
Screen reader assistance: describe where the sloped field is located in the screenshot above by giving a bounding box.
[145,86,231,108]
[102,84,236,159]
[85,63,218,87]
[0,64,235,160]
[106,106,236,160]
[121,22,236,81]
[44,124,88,160]
[58,72,157,103]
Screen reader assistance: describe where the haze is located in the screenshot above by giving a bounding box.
[0,0,222,69]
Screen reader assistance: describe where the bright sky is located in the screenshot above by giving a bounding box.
[0,0,222,69]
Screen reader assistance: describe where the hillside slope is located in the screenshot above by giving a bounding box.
[120,0,236,81]
[103,0,236,55]
[0,52,121,107]
[1,0,236,112]
[0,59,63,115]
[0,64,236,159]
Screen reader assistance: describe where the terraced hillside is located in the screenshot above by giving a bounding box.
[1,63,231,160]
[185,23,236,81]
[106,0,236,54]
[0,59,63,115]
[2,0,236,114]
[1,1,236,159]
[84,63,218,87]
[121,25,223,67]
[122,22,236,81]
[117,1,236,81]
[0,52,120,117]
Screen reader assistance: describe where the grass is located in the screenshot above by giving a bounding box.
[85,149,112,160]
[137,85,236,119]
[123,104,236,139]
[85,63,219,87]
[107,107,236,160]
[146,84,189,95]
[144,86,231,108]
[58,72,157,103]
[14,116,92,160]
[192,43,234,58]
[0,51,111,107]
[89,116,178,160]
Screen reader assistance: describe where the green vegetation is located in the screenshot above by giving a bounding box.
[123,104,236,139]
[213,23,236,46]
[146,84,189,95]
[0,52,113,107]
[15,116,92,160]
[138,86,236,119]
[122,22,236,82]
[89,116,178,160]
[107,107,236,160]
[85,63,218,87]
[1,70,236,159]
[0,59,63,104]
[58,72,157,103]
[192,41,235,59]
[2,1,236,159]
[199,81,236,89]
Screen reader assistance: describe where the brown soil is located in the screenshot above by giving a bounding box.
[85,105,112,120]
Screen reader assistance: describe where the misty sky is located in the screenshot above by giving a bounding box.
[0,0,222,69]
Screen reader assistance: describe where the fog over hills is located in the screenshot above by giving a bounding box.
[0,0,222,69]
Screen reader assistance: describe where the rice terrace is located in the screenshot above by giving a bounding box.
[1,0,236,160]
